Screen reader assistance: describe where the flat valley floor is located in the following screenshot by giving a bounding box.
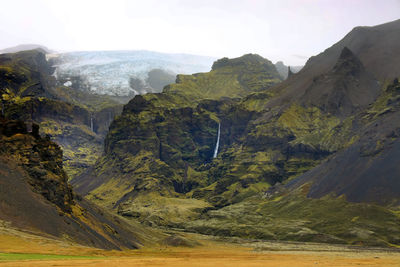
[1,228,400,267]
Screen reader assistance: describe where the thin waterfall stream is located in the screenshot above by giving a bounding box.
[90,116,94,132]
[213,123,220,158]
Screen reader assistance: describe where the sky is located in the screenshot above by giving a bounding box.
[0,0,399,65]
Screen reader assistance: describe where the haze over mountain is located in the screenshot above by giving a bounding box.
[0,44,53,54]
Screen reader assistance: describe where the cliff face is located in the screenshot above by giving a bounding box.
[0,117,155,249]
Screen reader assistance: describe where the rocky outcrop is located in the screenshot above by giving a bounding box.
[0,117,156,249]
[299,47,380,117]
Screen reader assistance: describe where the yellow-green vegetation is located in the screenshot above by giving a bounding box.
[362,78,400,122]
[184,186,400,246]
[277,104,340,147]
[52,85,123,113]
[0,253,102,261]
[164,54,281,100]
[117,192,211,227]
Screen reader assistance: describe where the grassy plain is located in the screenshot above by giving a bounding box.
[0,225,399,267]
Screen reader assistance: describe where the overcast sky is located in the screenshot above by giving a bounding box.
[0,0,399,65]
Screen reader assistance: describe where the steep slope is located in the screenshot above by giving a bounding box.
[288,78,400,205]
[0,118,160,249]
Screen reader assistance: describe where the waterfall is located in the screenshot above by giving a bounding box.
[213,123,220,158]
[90,116,94,132]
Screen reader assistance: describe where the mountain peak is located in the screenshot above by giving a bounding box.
[211,53,272,70]
[332,47,363,75]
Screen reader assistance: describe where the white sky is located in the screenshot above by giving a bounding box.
[0,0,399,65]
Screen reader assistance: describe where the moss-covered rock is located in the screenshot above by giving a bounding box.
[0,50,123,179]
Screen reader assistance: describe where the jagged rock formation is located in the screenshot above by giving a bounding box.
[274,61,302,79]
[298,47,380,117]
[73,19,400,247]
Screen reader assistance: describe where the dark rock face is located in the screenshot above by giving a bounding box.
[299,47,380,117]
[0,117,147,249]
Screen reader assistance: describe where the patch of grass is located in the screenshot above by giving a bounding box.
[0,252,103,261]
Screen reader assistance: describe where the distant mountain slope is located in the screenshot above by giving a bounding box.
[51,50,216,96]
[0,44,53,54]
[274,61,302,79]
[163,54,281,99]
[270,19,400,108]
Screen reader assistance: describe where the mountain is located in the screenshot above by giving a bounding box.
[51,50,216,96]
[71,54,283,226]
[270,19,400,106]
[72,19,400,247]
[297,47,380,118]
[164,54,281,99]
[0,44,53,54]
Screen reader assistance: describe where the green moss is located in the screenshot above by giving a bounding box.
[183,188,400,246]
[164,54,282,101]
